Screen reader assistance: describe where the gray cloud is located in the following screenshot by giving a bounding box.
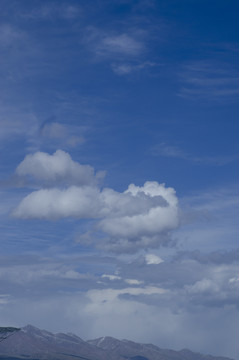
[16,150,104,186]
[2,247,239,358]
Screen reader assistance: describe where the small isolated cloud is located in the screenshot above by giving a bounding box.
[145,254,164,265]
[95,33,144,57]
[16,150,104,186]
[13,151,179,253]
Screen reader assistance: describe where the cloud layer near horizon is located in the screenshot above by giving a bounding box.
[13,150,179,252]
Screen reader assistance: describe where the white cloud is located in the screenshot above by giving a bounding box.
[145,254,164,265]
[13,153,179,252]
[97,182,179,251]
[16,150,103,186]
[12,186,102,219]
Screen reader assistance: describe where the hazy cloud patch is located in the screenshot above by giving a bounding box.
[40,122,85,148]
[86,29,145,58]
[18,3,81,21]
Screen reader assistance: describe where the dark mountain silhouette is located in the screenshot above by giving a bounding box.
[0,325,234,360]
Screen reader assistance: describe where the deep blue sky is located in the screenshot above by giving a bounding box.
[1,1,239,358]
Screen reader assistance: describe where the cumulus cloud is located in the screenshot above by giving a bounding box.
[16,150,104,186]
[12,186,102,219]
[96,182,179,252]
[13,152,179,253]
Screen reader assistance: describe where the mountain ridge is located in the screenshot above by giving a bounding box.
[0,325,234,360]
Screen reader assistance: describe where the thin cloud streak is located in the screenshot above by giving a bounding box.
[152,142,239,165]
[178,59,239,102]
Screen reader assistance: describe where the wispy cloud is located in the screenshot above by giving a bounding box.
[83,26,156,75]
[112,61,158,75]
[152,142,239,165]
[178,59,239,102]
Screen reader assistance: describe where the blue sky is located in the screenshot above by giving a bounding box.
[1,0,239,358]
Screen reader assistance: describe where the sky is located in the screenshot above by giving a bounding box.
[1,0,239,358]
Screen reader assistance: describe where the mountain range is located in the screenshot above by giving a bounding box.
[0,325,234,360]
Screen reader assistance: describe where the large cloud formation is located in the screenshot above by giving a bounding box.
[13,150,179,252]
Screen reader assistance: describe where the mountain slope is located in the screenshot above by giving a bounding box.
[87,336,233,360]
[0,325,122,360]
[0,325,234,360]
